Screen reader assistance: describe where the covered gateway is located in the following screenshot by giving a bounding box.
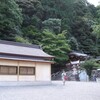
[0,40,54,81]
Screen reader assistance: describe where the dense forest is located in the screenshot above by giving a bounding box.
[0,0,100,67]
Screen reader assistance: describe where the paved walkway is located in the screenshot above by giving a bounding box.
[0,81,100,100]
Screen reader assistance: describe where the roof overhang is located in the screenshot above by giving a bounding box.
[69,52,88,57]
[70,60,80,65]
[0,57,54,64]
[0,40,54,58]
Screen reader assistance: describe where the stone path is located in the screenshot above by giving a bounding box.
[0,81,100,100]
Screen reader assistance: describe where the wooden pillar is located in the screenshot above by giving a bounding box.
[50,64,51,81]
[35,62,36,81]
[17,61,19,81]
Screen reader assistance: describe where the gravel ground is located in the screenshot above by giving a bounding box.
[0,81,100,100]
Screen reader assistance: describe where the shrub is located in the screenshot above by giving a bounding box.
[80,60,100,78]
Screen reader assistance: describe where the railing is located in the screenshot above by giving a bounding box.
[51,70,76,81]
[51,71,61,80]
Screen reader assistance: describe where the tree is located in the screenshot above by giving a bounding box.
[69,37,79,51]
[40,29,70,65]
[92,25,100,56]
[42,18,61,34]
[70,1,96,55]
[22,25,41,44]
[0,0,23,40]
[80,60,100,78]
[16,0,43,29]
[91,6,100,56]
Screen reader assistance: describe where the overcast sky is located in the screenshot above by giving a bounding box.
[87,0,100,6]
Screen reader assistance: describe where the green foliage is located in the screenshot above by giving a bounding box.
[80,60,100,77]
[15,36,30,44]
[69,37,79,51]
[40,29,70,64]
[70,1,97,55]
[22,25,42,44]
[0,0,23,40]
[92,25,100,55]
[42,18,61,34]
[91,6,100,56]
[16,0,43,29]
[41,0,76,30]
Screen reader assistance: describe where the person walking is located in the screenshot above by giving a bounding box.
[61,70,67,85]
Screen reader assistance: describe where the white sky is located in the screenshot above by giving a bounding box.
[87,0,100,6]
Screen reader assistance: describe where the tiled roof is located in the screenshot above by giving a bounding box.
[69,51,88,57]
[0,54,53,63]
[0,40,54,58]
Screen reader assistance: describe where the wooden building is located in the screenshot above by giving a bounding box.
[0,40,54,81]
[66,51,88,70]
[69,51,88,62]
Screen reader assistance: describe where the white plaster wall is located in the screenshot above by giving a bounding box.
[0,75,17,81]
[0,59,18,66]
[19,61,35,67]
[0,59,36,67]
[0,59,51,82]
[36,63,51,81]
[19,76,35,81]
